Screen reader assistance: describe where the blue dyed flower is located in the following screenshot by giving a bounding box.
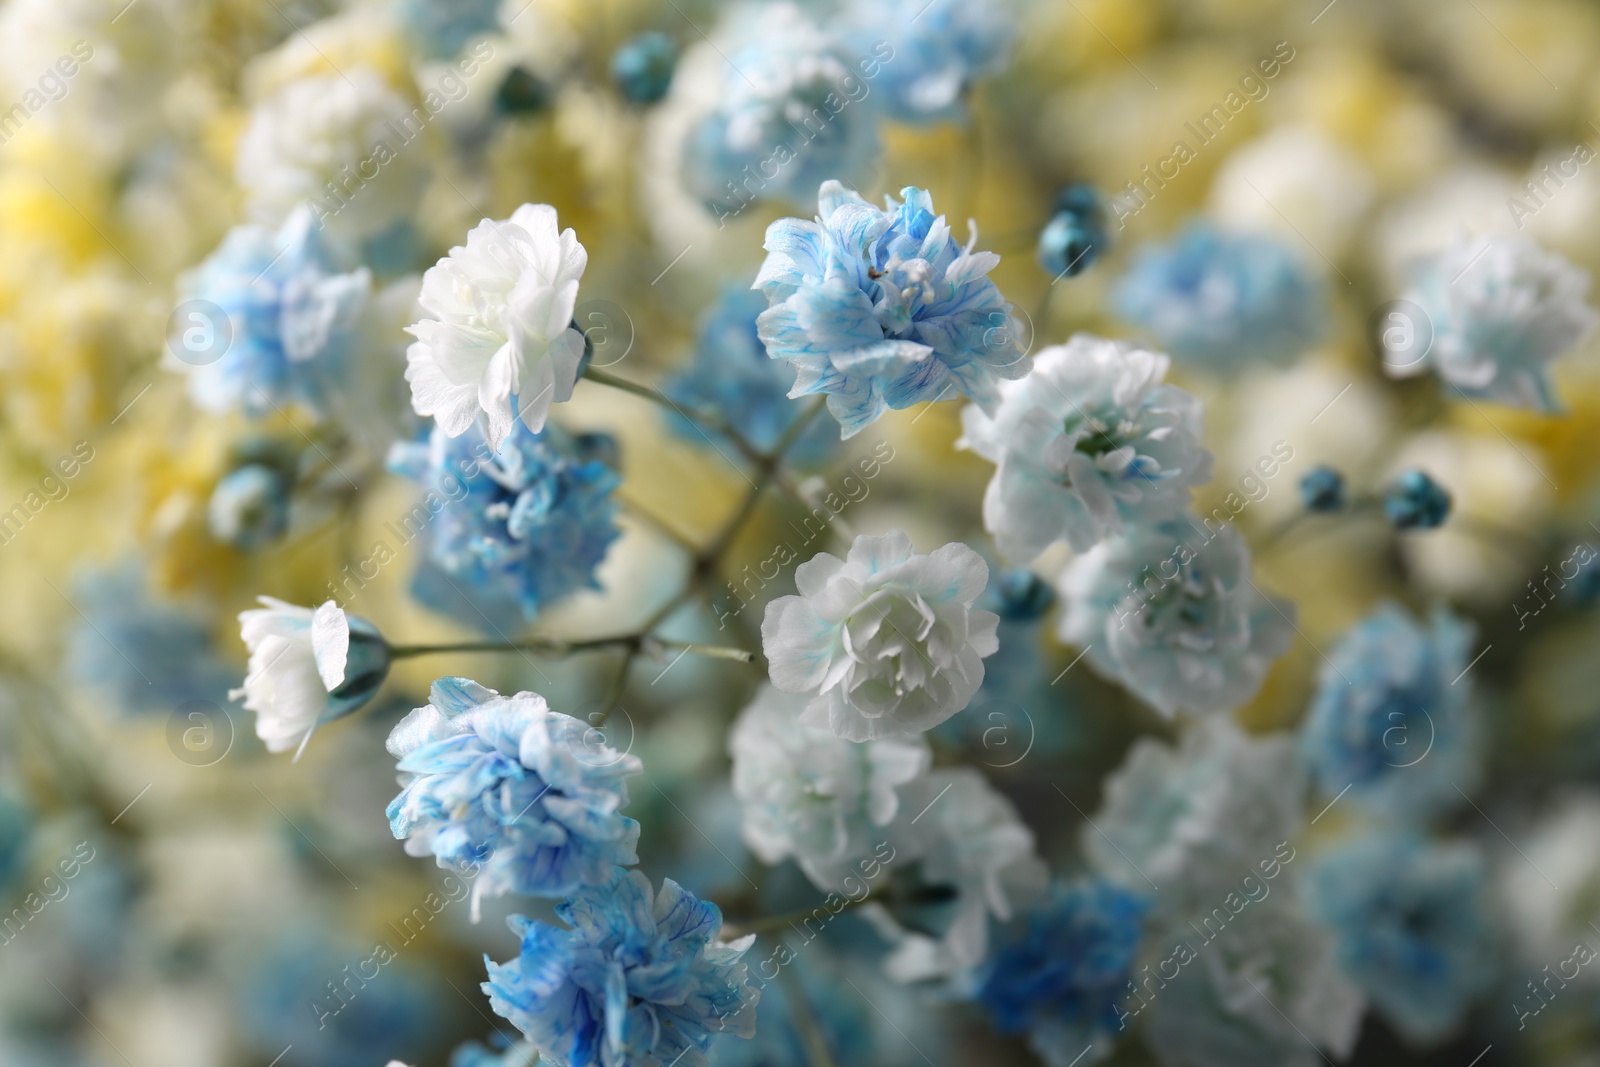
[612,32,678,105]
[682,5,880,217]
[66,566,236,714]
[978,879,1146,1066]
[173,205,370,417]
[840,0,1014,122]
[1383,469,1450,530]
[387,678,643,910]
[1389,234,1598,412]
[755,180,1027,437]
[664,288,835,462]
[1300,604,1477,816]
[1306,829,1497,1044]
[396,0,498,60]
[1114,222,1323,376]
[483,866,760,1067]
[388,419,621,633]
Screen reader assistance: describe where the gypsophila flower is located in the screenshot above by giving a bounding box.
[1300,604,1478,816]
[1057,518,1294,718]
[386,678,642,910]
[959,334,1212,562]
[405,203,588,450]
[233,598,391,754]
[839,0,1014,122]
[208,464,291,550]
[237,67,429,247]
[977,879,1147,1067]
[875,767,1048,983]
[1085,718,1306,916]
[171,206,370,418]
[754,181,1027,437]
[67,566,235,714]
[681,5,880,215]
[729,683,929,889]
[762,530,999,741]
[663,287,835,461]
[1140,899,1364,1067]
[1390,234,1598,411]
[388,419,620,633]
[483,867,759,1067]
[1306,829,1497,1044]
[1114,222,1324,376]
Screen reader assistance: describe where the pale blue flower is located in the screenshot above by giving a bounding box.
[682,5,879,217]
[1114,222,1323,376]
[1057,518,1294,718]
[386,678,643,908]
[959,334,1213,562]
[66,566,236,714]
[1037,185,1108,279]
[839,0,1014,122]
[1390,234,1597,411]
[174,205,370,418]
[388,420,621,633]
[663,287,835,462]
[977,879,1146,1067]
[1300,604,1478,817]
[1306,829,1497,1044]
[396,0,498,60]
[483,866,760,1067]
[755,181,1027,437]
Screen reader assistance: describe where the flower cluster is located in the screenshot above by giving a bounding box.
[386,678,643,908]
[388,420,621,632]
[483,867,760,1067]
[761,530,1000,740]
[754,181,1028,436]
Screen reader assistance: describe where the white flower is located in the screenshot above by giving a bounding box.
[236,67,429,245]
[1086,719,1306,916]
[959,334,1211,562]
[1140,899,1365,1067]
[231,598,389,755]
[404,203,588,450]
[729,684,929,889]
[762,530,1000,741]
[1058,518,1293,718]
[1390,233,1597,411]
[870,768,1048,983]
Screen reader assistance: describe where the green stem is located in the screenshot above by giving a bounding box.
[387,635,751,663]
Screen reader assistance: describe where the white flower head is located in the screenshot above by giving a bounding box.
[959,334,1212,562]
[1141,899,1365,1067]
[1058,518,1293,718]
[405,203,588,450]
[729,684,929,889]
[1086,718,1306,916]
[236,67,429,245]
[762,531,1000,741]
[1391,233,1598,411]
[232,598,390,755]
[870,768,1048,983]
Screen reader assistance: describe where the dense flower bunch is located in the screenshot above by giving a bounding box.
[15,3,1600,1067]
